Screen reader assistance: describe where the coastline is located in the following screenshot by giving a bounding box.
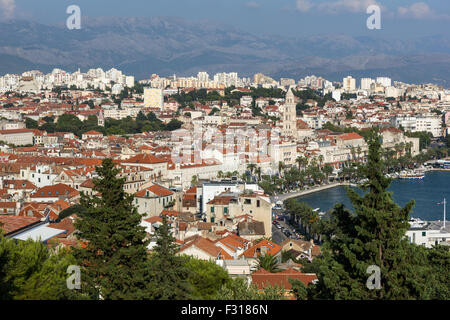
[271,182,351,203]
[271,169,450,204]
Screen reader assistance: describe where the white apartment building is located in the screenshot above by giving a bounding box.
[342,76,356,92]
[360,78,374,90]
[0,129,34,146]
[240,96,253,107]
[199,181,262,214]
[391,115,442,137]
[376,77,392,87]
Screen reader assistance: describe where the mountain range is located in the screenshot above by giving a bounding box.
[1,16,450,87]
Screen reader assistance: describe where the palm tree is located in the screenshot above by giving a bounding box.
[350,146,356,161]
[255,166,262,182]
[217,170,224,179]
[247,163,256,175]
[253,253,281,273]
[323,164,333,183]
[318,154,324,170]
[278,161,285,178]
[295,156,307,171]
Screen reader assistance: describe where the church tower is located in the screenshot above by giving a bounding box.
[283,87,297,139]
[98,110,105,127]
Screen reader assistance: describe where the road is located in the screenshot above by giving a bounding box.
[271,214,301,245]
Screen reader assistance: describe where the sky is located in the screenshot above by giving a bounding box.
[1,0,450,38]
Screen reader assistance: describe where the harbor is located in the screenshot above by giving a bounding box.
[289,170,450,222]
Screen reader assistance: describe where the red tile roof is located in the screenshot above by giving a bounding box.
[0,215,41,234]
[179,236,233,260]
[135,184,173,197]
[241,239,282,258]
[125,153,167,164]
[251,268,317,290]
[31,183,79,198]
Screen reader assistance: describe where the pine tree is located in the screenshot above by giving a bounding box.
[0,235,76,300]
[73,158,151,299]
[147,215,192,299]
[308,129,433,299]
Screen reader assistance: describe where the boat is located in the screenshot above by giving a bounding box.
[408,217,428,229]
[398,169,425,180]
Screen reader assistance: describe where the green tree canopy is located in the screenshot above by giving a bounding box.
[147,215,192,299]
[308,129,447,299]
[0,235,76,300]
[73,158,151,299]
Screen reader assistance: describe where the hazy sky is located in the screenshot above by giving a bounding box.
[3,0,450,38]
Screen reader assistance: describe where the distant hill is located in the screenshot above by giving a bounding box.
[0,17,449,87]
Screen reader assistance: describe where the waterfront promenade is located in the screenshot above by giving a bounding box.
[271,182,351,203]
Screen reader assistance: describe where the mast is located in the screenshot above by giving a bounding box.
[444,198,446,229]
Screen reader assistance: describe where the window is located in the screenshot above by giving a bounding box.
[244,199,251,205]
[211,206,214,213]
[422,232,426,237]
[257,200,260,207]
[224,207,228,214]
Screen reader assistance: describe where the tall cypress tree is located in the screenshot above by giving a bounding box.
[73,158,151,299]
[147,215,192,299]
[309,129,433,299]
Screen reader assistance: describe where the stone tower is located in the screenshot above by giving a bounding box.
[98,110,105,127]
[283,87,297,139]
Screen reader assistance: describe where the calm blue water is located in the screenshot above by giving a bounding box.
[295,171,450,221]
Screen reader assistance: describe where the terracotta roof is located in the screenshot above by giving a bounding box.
[241,239,282,258]
[160,210,180,217]
[31,183,79,198]
[135,184,173,197]
[48,217,75,238]
[3,179,36,190]
[216,233,249,250]
[144,216,163,224]
[207,196,234,205]
[83,130,103,135]
[125,153,167,164]
[251,268,317,290]
[0,215,41,235]
[179,236,233,260]
[338,132,363,141]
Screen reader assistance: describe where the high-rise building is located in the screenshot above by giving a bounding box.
[197,72,209,83]
[125,76,135,88]
[343,76,356,92]
[144,87,164,109]
[376,77,392,87]
[360,78,374,90]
